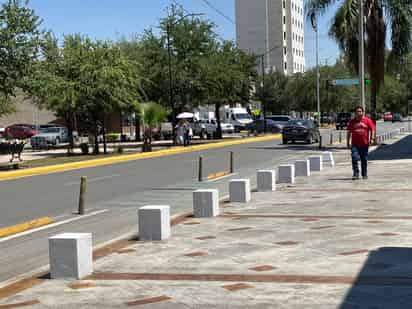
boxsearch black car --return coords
[247,119,282,133]
[392,113,403,122]
[336,112,352,130]
[282,119,320,144]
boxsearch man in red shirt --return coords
[347,106,376,180]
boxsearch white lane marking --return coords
[207,173,238,182]
[0,209,109,243]
[64,174,121,186]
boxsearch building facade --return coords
[235,0,305,75]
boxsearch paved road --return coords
[0,121,406,284]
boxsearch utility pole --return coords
[261,54,267,133]
[310,14,320,125]
[359,0,366,111]
[166,22,175,143]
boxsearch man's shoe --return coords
[352,175,360,180]
[362,176,368,180]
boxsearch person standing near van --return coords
[347,106,376,180]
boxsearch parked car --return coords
[383,112,393,122]
[31,126,78,149]
[247,119,282,134]
[265,115,293,132]
[392,113,403,122]
[336,112,352,130]
[193,119,235,139]
[282,119,320,144]
[5,124,37,139]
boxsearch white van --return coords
[223,107,253,132]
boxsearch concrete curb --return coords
[0,134,281,182]
[0,217,53,238]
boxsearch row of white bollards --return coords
[47,151,335,280]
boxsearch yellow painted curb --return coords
[0,134,281,182]
[207,171,230,180]
[0,217,53,238]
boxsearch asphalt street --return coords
[0,121,406,284]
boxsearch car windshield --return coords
[288,120,308,126]
[235,113,252,120]
[40,128,60,133]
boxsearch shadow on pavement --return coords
[339,247,412,309]
[248,144,345,151]
[370,135,412,161]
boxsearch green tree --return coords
[307,0,412,118]
[140,102,167,152]
[0,0,42,116]
[200,41,256,138]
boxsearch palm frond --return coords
[384,0,412,66]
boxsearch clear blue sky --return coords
[25,0,341,68]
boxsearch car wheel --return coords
[306,135,313,144]
[200,130,207,140]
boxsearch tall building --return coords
[235,0,305,75]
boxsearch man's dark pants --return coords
[351,145,369,177]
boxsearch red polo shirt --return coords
[347,116,375,147]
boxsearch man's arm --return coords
[369,119,376,145]
[347,130,352,149]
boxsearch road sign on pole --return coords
[329,79,372,86]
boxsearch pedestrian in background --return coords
[347,106,376,180]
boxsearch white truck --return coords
[221,107,253,132]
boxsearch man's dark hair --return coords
[354,105,364,112]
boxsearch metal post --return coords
[230,151,234,174]
[198,156,203,182]
[166,22,176,144]
[339,132,342,143]
[359,0,366,111]
[315,18,321,125]
[408,100,412,133]
[261,55,267,133]
[330,133,333,145]
[78,176,87,215]
[319,135,323,149]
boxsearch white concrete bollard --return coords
[193,189,219,218]
[278,164,295,184]
[257,170,276,192]
[49,233,93,279]
[321,151,335,167]
[138,205,171,241]
[295,160,311,177]
[309,155,323,172]
[229,179,251,203]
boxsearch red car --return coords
[5,124,38,139]
[383,112,393,122]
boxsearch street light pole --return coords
[165,13,204,144]
[166,22,175,143]
[315,18,320,125]
[359,0,366,111]
[261,54,267,133]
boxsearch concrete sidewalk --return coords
[1,134,412,308]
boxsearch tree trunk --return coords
[66,111,74,156]
[371,80,378,124]
[102,114,107,154]
[94,119,99,155]
[135,113,141,142]
[215,102,222,139]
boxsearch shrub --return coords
[106,133,121,143]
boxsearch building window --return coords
[284,47,287,55]
[284,32,286,40]
[283,0,286,9]
[285,62,287,70]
